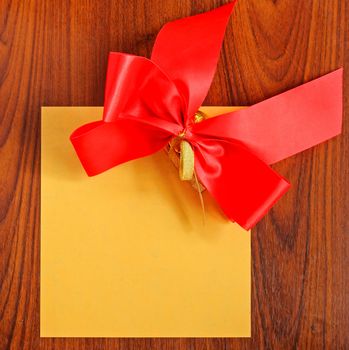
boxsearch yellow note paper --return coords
[41,107,250,337]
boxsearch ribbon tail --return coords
[192,68,343,164]
[194,139,290,230]
[70,119,172,176]
[151,1,237,120]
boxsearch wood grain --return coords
[0,0,347,349]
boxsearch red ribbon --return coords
[70,2,342,230]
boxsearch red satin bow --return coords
[70,2,342,230]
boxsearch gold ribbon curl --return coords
[166,110,207,222]
[167,110,207,184]
[165,111,207,221]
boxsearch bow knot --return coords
[70,1,342,229]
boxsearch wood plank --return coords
[0,0,347,349]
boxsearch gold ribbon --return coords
[179,140,194,180]
[166,110,207,222]
[175,110,207,181]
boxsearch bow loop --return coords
[103,53,185,131]
[192,137,290,229]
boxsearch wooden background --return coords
[0,0,347,349]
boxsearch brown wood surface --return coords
[0,0,348,349]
